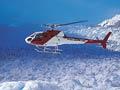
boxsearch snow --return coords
[0,58,120,90]
[99,14,120,27]
[60,15,120,51]
[0,81,60,90]
[1,14,120,90]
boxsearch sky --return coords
[0,0,120,25]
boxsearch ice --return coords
[0,82,24,90]
[0,81,60,90]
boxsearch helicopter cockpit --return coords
[25,32,43,44]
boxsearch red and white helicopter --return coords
[25,20,112,54]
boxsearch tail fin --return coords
[101,32,112,48]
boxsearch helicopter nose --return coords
[25,37,32,44]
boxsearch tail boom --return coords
[85,32,112,49]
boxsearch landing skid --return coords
[35,46,62,54]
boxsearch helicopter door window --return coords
[35,33,43,39]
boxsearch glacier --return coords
[1,14,120,90]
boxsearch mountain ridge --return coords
[99,14,120,28]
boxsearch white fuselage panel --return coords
[44,31,86,46]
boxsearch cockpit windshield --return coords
[30,35,34,37]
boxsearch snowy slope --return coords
[0,57,120,90]
[60,14,120,51]
[99,14,120,28]
[1,14,120,90]
[65,26,120,51]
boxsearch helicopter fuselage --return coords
[25,29,111,53]
[25,30,86,47]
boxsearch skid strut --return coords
[35,46,62,54]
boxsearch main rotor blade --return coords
[42,20,88,29]
[56,20,88,26]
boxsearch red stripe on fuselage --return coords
[64,36,103,44]
[85,39,103,44]
[31,30,60,45]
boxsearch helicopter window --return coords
[35,33,43,39]
[30,35,34,37]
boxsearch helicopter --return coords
[25,20,112,54]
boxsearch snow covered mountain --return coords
[66,26,120,51]
[0,53,120,90]
[99,14,120,28]
[60,14,120,52]
[1,14,120,90]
